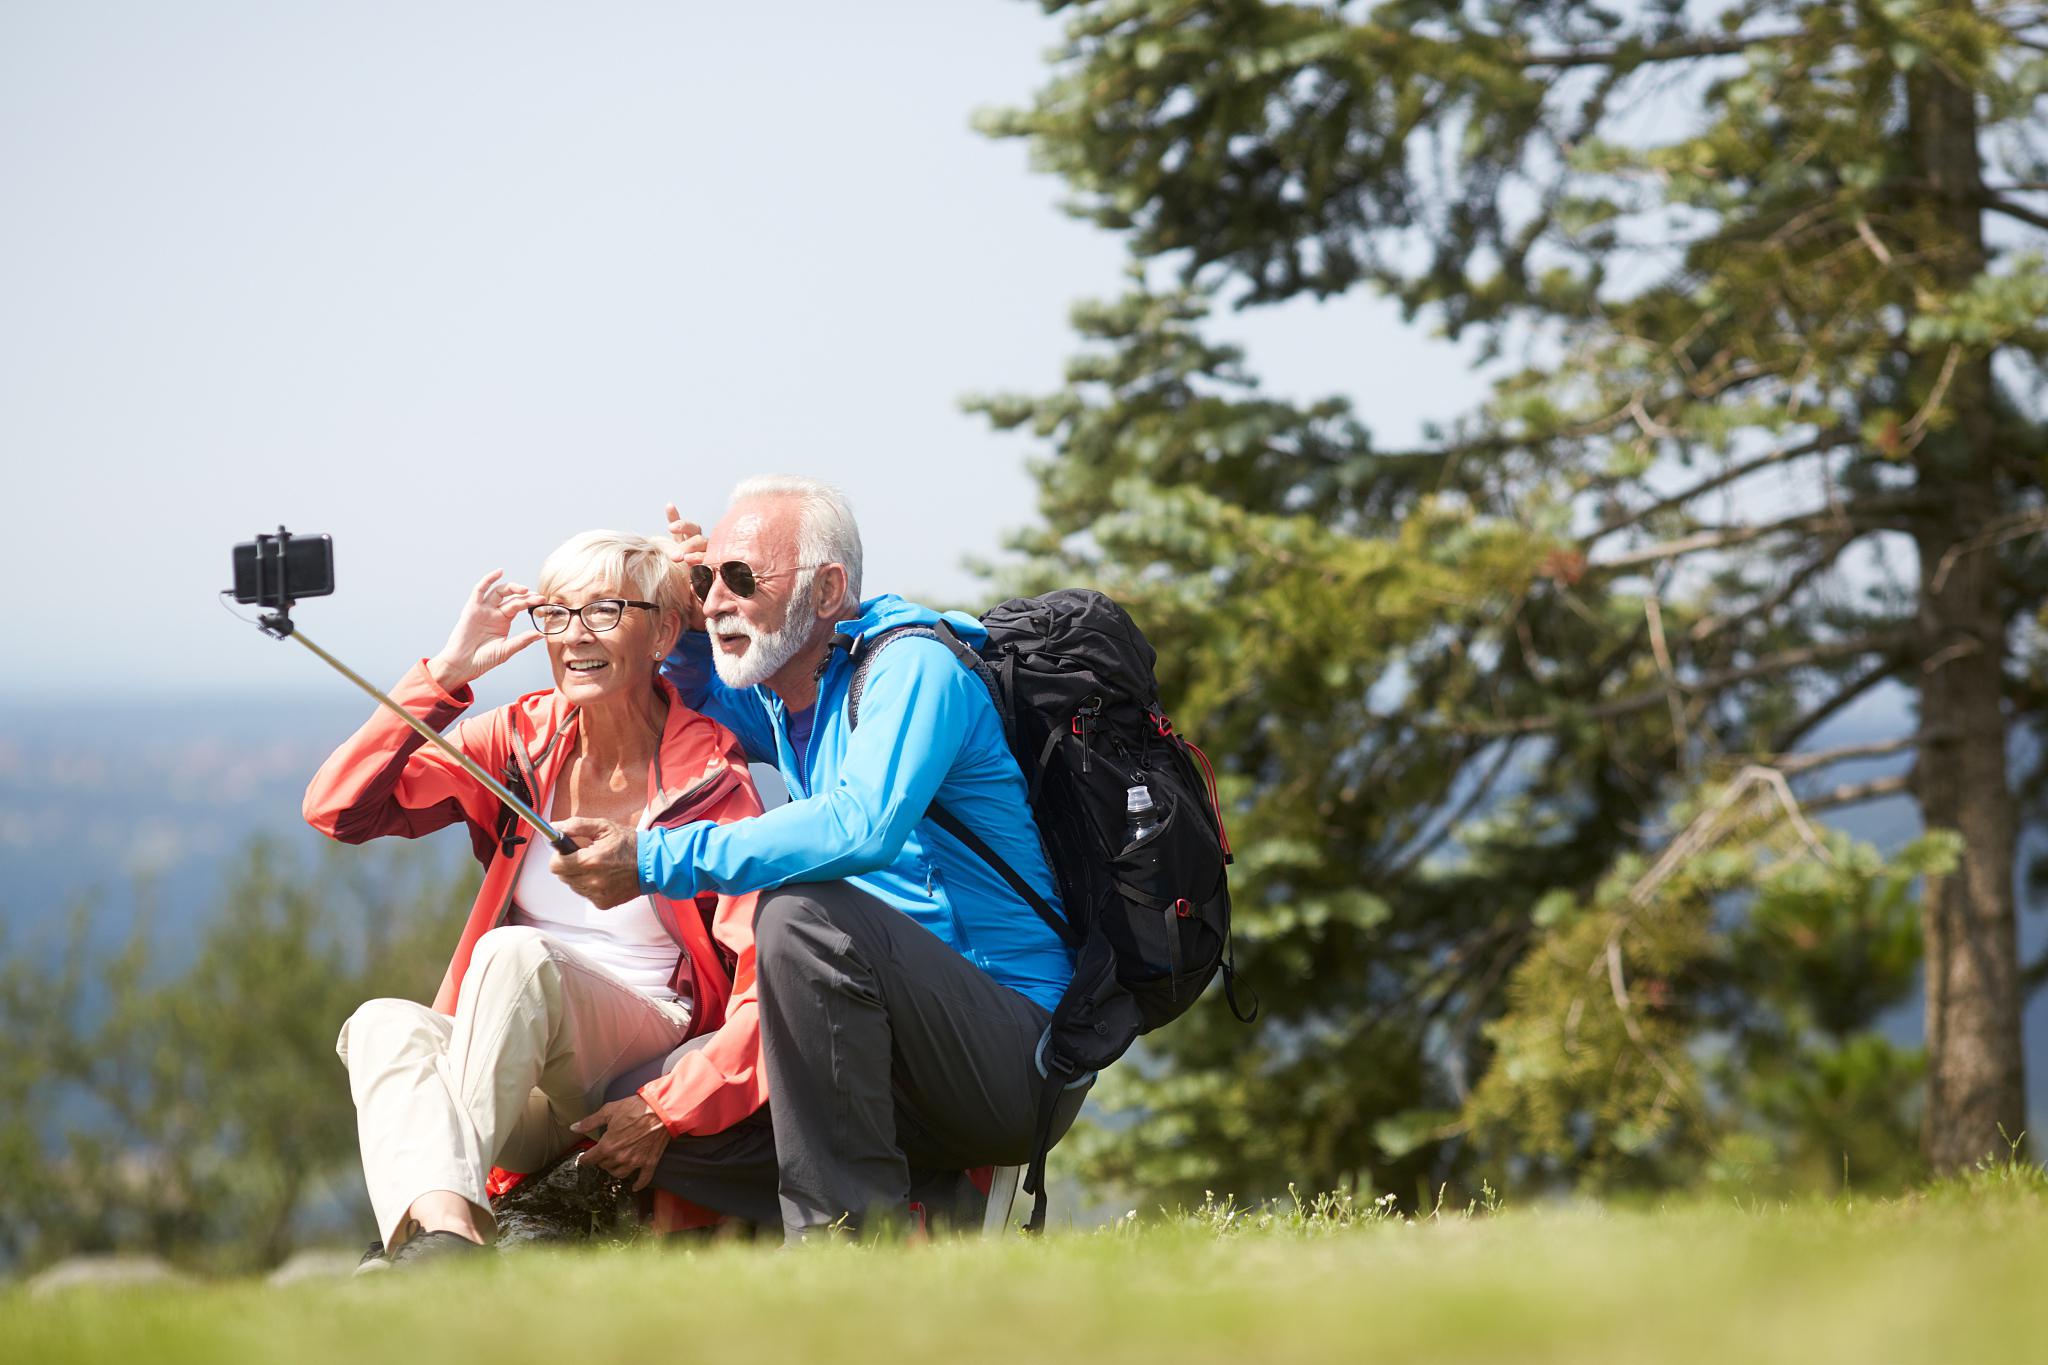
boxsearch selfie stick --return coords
[283,630,578,856]
[249,538,576,856]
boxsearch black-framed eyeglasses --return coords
[690,560,828,600]
[527,599,658,636]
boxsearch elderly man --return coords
[554,475,1083,1238]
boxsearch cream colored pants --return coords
[335,925,692,1245]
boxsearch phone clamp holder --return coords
[252,527,300,640]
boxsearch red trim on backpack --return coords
[1181,738,1232,860]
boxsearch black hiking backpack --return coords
[847,589,1256,1230]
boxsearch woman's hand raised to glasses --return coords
[425,569,544,692]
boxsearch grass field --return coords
[10,1187,2048,1365]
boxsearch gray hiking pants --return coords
[619,880,1088,1239]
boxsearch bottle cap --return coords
[1126,784,1154,813]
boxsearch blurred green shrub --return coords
[0,836,473,1273]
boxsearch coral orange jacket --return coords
[303,660,767,1141]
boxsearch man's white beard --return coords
[708,574,818,690]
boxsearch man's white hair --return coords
[729,474,864,606]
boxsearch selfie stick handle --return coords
[287,629,579,856]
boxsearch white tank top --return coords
[508,823,689,1003]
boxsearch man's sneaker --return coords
[352,1240,391,1277]
[387,1229,485,1268]
[491,1150,631,1249]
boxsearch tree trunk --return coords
[1915,488,2023,1171]
[1906,15,2026,1172]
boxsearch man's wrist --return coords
[635,826,661,896]
[637,823,706,900]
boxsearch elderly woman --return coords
[305,530,765,1268]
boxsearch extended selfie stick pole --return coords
[280,630,578,856]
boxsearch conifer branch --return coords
[1985,196,2048,233]
[2022,952,2048,1001]
[1770,735,1921,773]
[1595,762,1837,1110]
[1801,773,1912,812]
[1930,509,2048,594]
[1768,658,1908,753]
[1583,432,1853,546]
[1603,936,1690,1098]
[1469,633,1912,735]
[1377,738,1523,883]
[1515,31,1800,69]
[1644,593,1690,765]
[1688,534,1862,643]
[1628,765,1835,908]
[1591,493,1921,572]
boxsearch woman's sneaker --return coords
[353,1240,391,1277]
[387,1230,485,1268]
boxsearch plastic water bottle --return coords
[1126,783,1163,846]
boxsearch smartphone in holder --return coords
[232,532,334,607]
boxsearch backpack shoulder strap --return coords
[846,625,938,730]
[929,804,1076,947]
[844,621,1075,947]
[846,620,994,727]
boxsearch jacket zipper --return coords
[488,716,573,931]
[650,764,736,830]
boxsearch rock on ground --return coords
[28,1255,190,1297]
[265,1248,365,1286]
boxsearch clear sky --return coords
[0,1,1486,707]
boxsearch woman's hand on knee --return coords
[570,1095,670,1191]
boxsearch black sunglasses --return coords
[690,560,828,600]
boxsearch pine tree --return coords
[976,0,2048,1191]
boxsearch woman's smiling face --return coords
[540,573,665,706]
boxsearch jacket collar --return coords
[512,673,735,814]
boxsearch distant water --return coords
[0,692,460,966]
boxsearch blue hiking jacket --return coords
[639,594,1074,1011]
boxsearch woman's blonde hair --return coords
[536,529,691,628]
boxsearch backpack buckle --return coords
[1072,698,1102,773]
[1150,710,1174,738]
[1033,1031,1096,1088]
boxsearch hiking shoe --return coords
[386,1230,485,1268]
[352,1240,390,1277]
[491,1151,632,1249]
